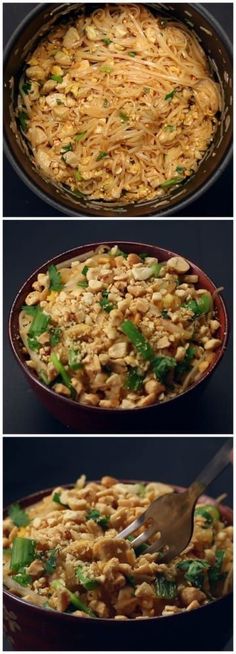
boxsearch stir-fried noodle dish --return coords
[19,245,223,409]
[17,4,221,202]
[3,477,233,619]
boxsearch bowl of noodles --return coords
[9,241,228,432]
[3,477,233,650]
[3,3,233,217]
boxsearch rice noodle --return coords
[17,4,221,203]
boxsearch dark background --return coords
[3,436,233,511]
[3,436,233,652]
[3,2,233,218]
[3,219,233,435]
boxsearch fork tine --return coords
[130,524,157,549]
[117,512,145,539]
[145,537,165,554]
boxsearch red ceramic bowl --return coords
[3,483,233,651]
[9,241,229,432]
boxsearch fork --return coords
[118,440,232,562]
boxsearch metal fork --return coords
[118,440,232,562]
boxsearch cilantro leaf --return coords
[9,503,30,527]
[48,264,63,291]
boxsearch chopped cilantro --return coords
[49,326,62,347]
[22,81,32,95]
[9,503,30,527]
[51,74,63,83]
[18,111,29,131]
[124,367,144,392]
[155,574,177,599]
[96,151,109,161]
[102,37,113,46]
[100,290,114,312]
[165,89,177,101]
[86,509,110,529]
[48,264,63,291]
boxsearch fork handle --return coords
[188,439,232,500]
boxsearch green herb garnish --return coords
[10,538,36,573]
[86,509,110,529]
[51,580,95,616]
[161,309,170,319]
[184,294,213,316]
[44,549,58,575]
[39,370,50,386]
[143,87,150,94]
[76,566,99,590]
[176,166,185,174]
[150,262,163,277]
[195,504,220,523]
[48,264,63,291]
[124,367,144,392]
[175,346,196,381]
[128,51,136,57]
[50,326,62,347]
[52,492,68,507]
[96,151,109,161]
[100,290,114,313]
[77,279,88,288]
[28,307,50,346]
[160,176,184,189]
[127,535,148,556]
[177,559,210,590]
[12,571,32,586]
[102,37,113,46]
[75,169,83,182]
[51,74,63,83]
[121,320,153,360]
[18,111,29,131]
[50,353,75,398]
[22,81,32,95]
[126,574,136,587]
[165,89,177,102]
[9,503,30,527]
[61,143,73,154]
[68,348,82,371]
[152,355,176,384]
[155,574,177,599]
[21,305,38,316]
[27,335,40,351]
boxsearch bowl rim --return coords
[3,2,233,218]
[8,240,229,415]
[3,481,233,624]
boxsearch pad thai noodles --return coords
[18,244,223,409]
[17,4,221,203]
[3,476,233,619]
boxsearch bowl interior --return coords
[9,240,229,414]
[4,2,233,217]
